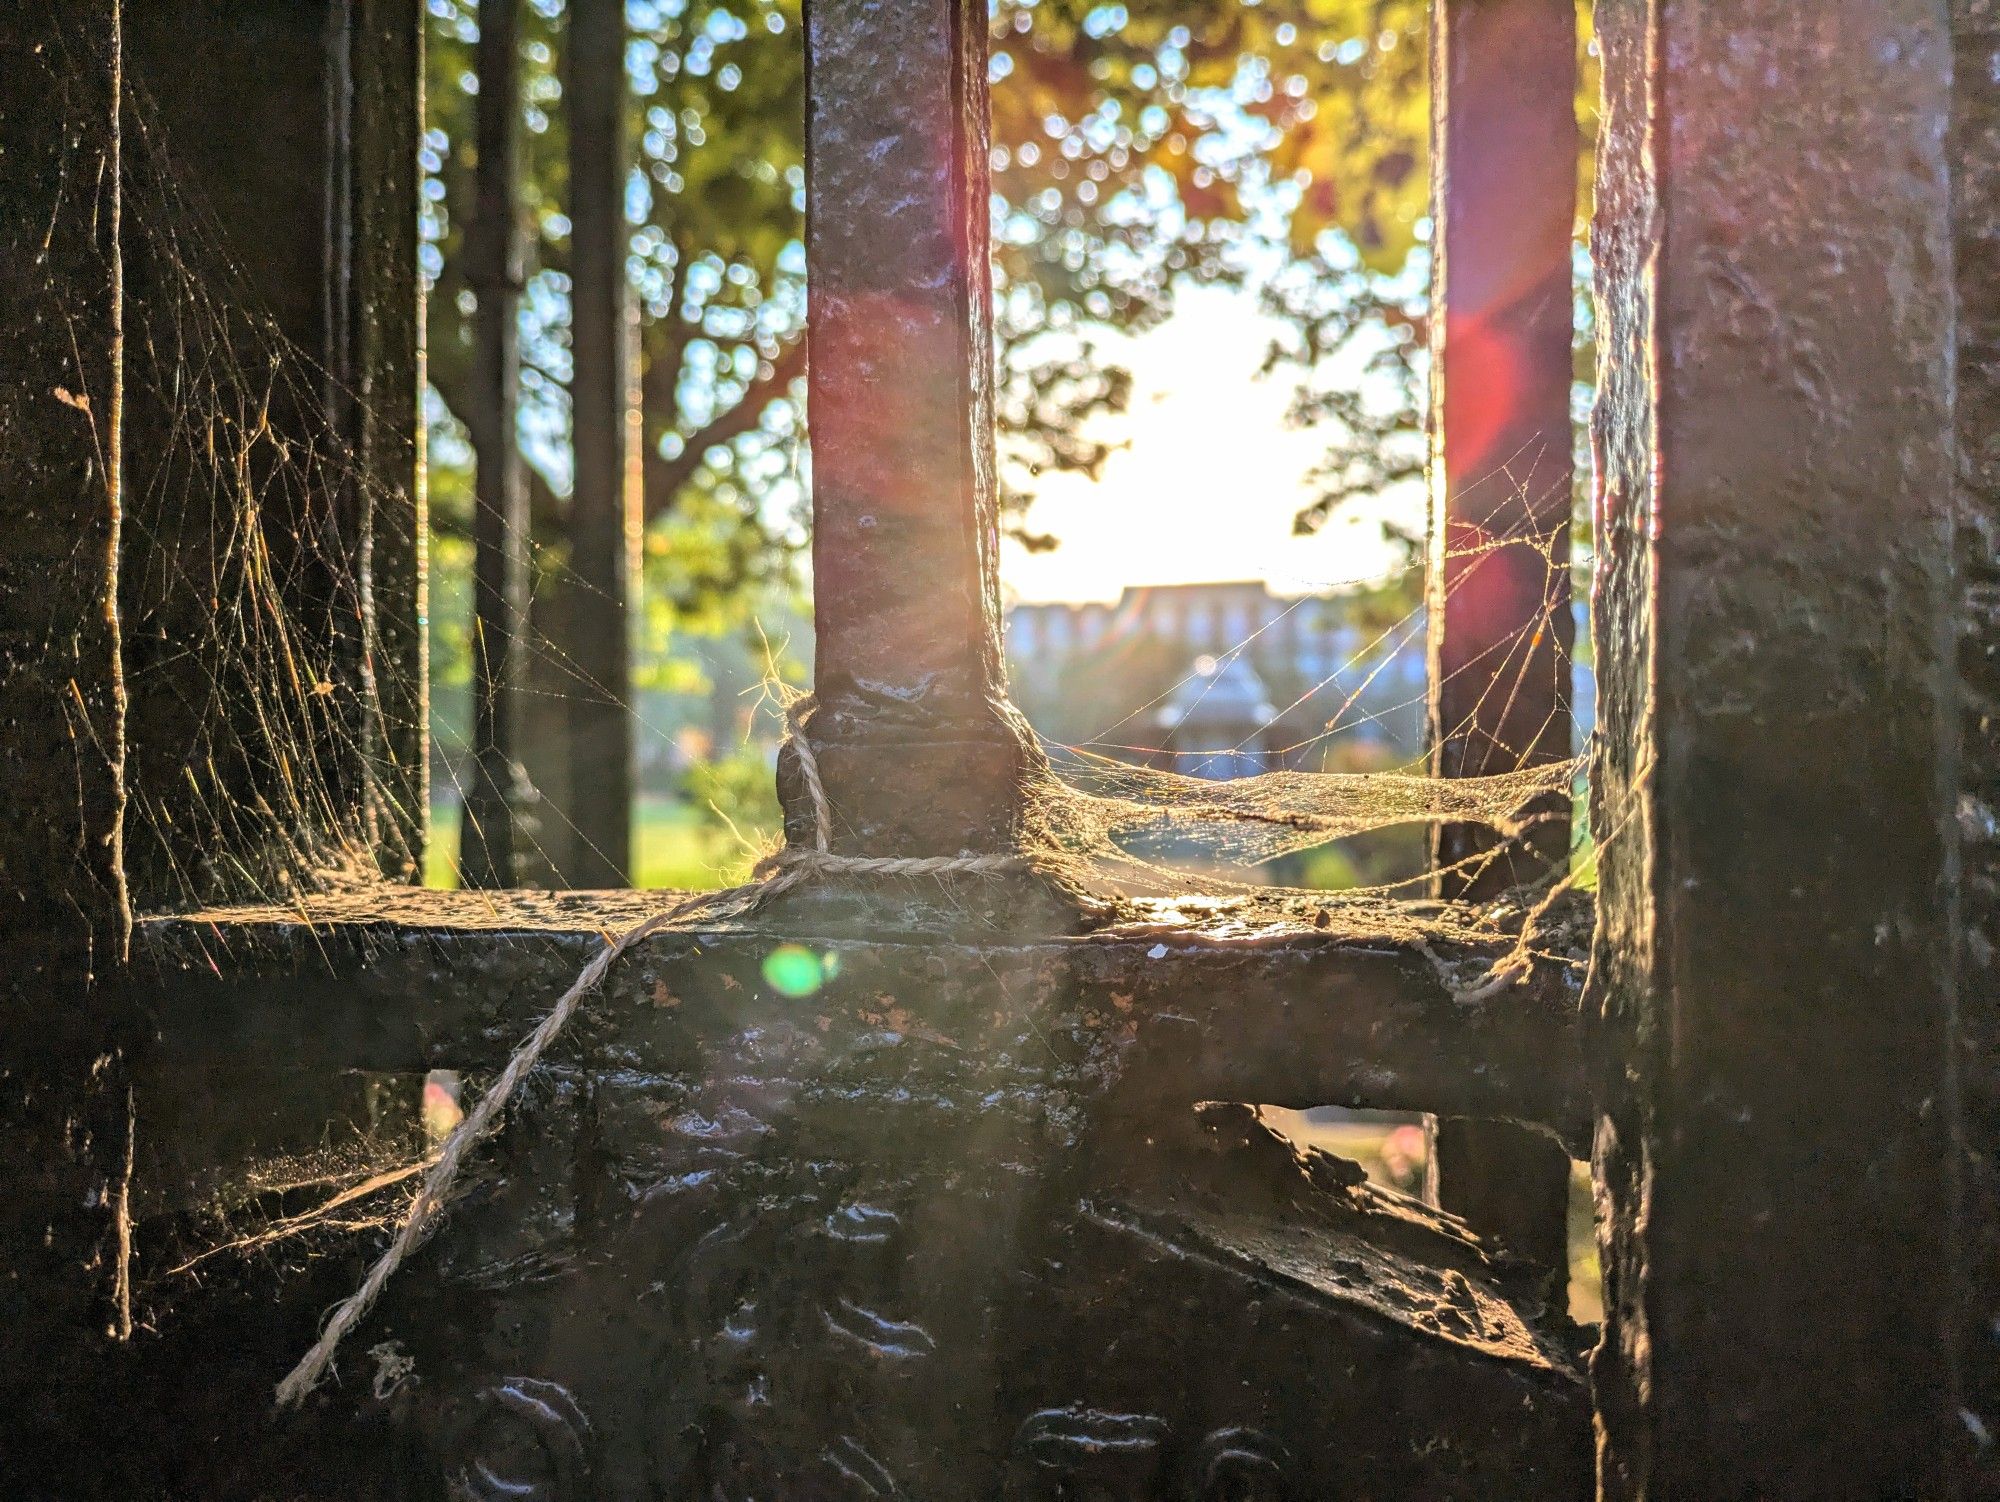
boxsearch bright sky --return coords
[999,283,1419,605]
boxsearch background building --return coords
[1006,580,1431,774]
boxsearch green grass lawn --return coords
[428,793,765,891]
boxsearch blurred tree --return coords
[985,0,1443,543]
[418,0,1518,593]
[1258,1,1599,555]
[416,0,1595,881]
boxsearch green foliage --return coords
[419,0,1514,579]
[425,450,478,691]
[424,0,805,526]
[984,1,1436,520]
[989,0,1428,278]
[682,741,783,859]
[430,792,763,888]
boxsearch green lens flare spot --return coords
[761,943,825,998]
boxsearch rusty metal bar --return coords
[1590,1,1961,1492]
[793,0,1037,857]
[1424,0,1578,1305]
[565,0,639,887]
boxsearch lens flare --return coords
[761,944,826,998]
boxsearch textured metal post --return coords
[1953,0,2000,1485]
[0,0,142,1404]
[121,2,334,907]
[1425,0,1578,1307]
[460,0,528,889]
[566,0,638,887]
[0,0,129,964]
[121,0,422,902]
[347,0,428,879]
[793,0,1037,857]
[1589,3,1962,1494]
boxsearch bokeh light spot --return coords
[422,1069,464,1142]
[762,944,825,998]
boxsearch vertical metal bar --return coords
[1425,0,1578,1307]
[1427,0,1578,839]
[120,0,350,905]
[566,0,638,887]
[0,0,129,965]
[348,0,429,880]
[794,0,1035,858]
[1952,0,2000,1473]
[461,0,528,888]
[0,0,145,1380]
[1590,1,1961,1492]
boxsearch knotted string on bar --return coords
[274,699,1035,1408]
[275,694,1575,1408]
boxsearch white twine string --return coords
[275,702,1024,1408]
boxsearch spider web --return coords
[75,29,1594,1304]
[1000,447,1588,907]
[83,6,1590,924]
[109,69,428,912]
